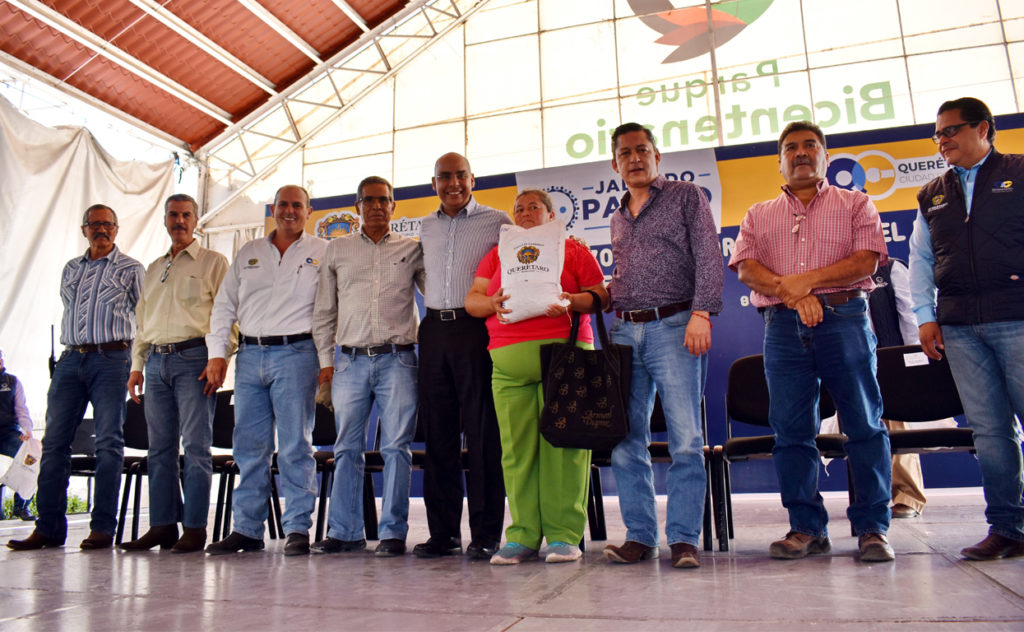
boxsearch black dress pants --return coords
[418,314,505,544]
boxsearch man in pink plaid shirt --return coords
[728,121,894,563]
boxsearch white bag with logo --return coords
[0,438,41,497]
[498,220,566,323]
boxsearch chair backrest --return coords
[211,390,235,450]
[875,344,964,421]
[312,403,337,447]
[71,418,96,456]
[725,354,836,434]
[124,398,150,450]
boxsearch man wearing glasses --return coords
[9,205,144,551]
[909,97,1024,560]
[311,176,424,557]
[120,194,229,554]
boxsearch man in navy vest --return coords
[0,348,35,521]
[909,96,1024,560]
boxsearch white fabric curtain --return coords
[0,96,173,425]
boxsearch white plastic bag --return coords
[0,438,41,497]
[498,220,566,323]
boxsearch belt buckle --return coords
[439,309,456,321]
[626,310,645,322]
[366,346,381,357]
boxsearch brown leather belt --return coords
[70,341,131,353]
[817,289,866,306]
[616,301,692,323]
[152,337,206,354]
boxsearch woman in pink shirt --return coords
[465,190,608,565]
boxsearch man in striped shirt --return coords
[9,204,144,551]
[729,121,894,563]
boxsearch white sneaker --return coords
[489,542,538,565]
[545,541,582,563]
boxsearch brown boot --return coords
[7,530,64,550]
[118,525,179,551]
[171,528,207,554]
[80,531,113,550]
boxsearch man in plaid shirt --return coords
[729,121,894,563]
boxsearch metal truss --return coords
[198,0,486,228]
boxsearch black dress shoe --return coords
[205,531,265,555]
[311,537,366,554]
[466,541,499,560]
[7,530,64,550]
[413,536,462,558]
[119,525,179,551]
[374,538,406,557]
[283,532,310,556]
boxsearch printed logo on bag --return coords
[567,401,577,413]
[23,454,37,466]
[517,245,540,264]
[583,410,614,429]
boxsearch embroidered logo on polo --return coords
[245,258,259,268]
[305,257,319,266]
[517,245,540,264]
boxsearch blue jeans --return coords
[231,339,318,539]
[610,310,707,547]
[143,345,215,528]
[0,432,31,513]
[328,349,417,541]
[763,298,891,537]
[941,320,1024,541]
[37,348,130,540]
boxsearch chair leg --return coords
[224,470,235,536]
[716,454,731,552]
[131,466,144,541]
[588,465,607,541]
[213,472,228,542]
[315,469,332,542]
[362,471,378,541]
[269,471,284,538]
[725,460,734,539]
[702,451,713,552]
[115,466,134,545]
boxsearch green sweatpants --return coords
[490,338,591,549]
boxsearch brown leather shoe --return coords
[858,533,895,562]
[171,528,207,554]
[769,531,832,559]
[670,543,700,568]
[603,540,658,564]
[961,533,1024,561]
[118,525,179,551]
[891,503,920,519]
[80,531,114,550]
[7,530,64,550]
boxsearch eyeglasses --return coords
[357,196,392,206]
[160,258,173,283]
[931,121,978,144]
[84,221,117,230]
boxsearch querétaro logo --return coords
[545,186,580,229]
[517,245,540,264]
[630,0,774,64]
[316,212,360,240]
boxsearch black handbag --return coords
[539,291,632,451]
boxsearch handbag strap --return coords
[567,290,601,344]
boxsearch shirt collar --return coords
[782,178,829,198]
[80,244,120,263]
[166,239,201,260]
[435,196,480,218]
[952,148,992,177]
[619,175,667,215]
[359,228,391,243]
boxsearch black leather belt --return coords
[818,289,866,306]
[426,308,470,322]
[340,344,415,356]
[616,301,692,323]
[240,333,313,346]
[152,337,206,354]
[70,340,131,353]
